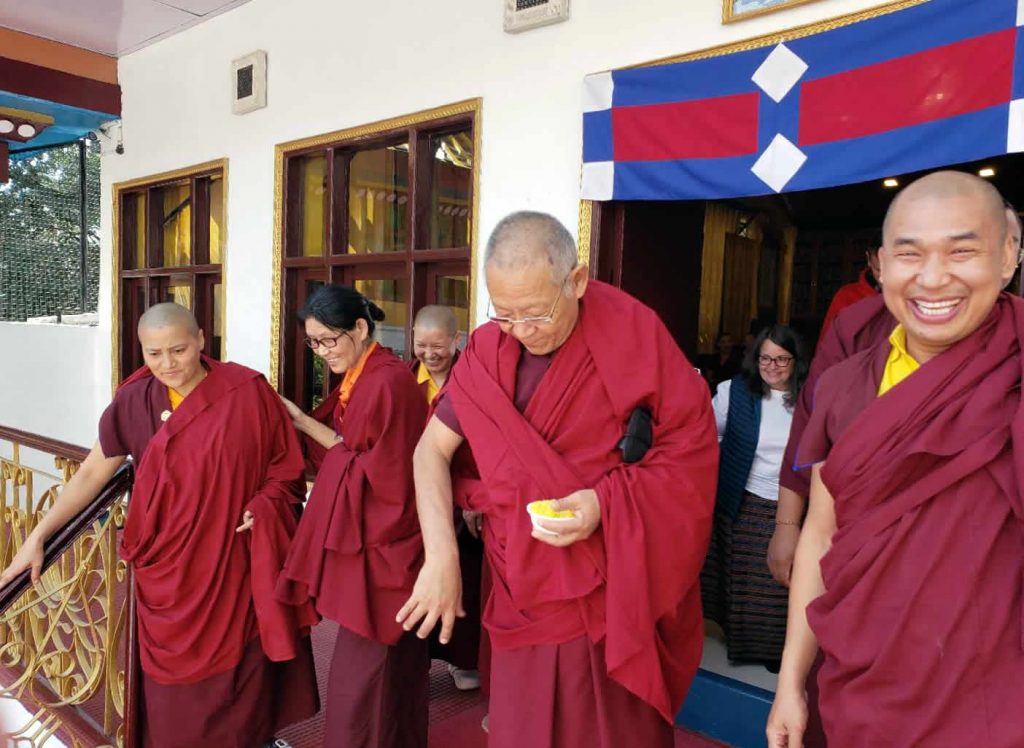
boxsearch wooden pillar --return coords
[697,203,739,354]
[0,142,8,183]
[778,225,797,324]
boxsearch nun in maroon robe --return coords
[795,295,1024,746]
[100,357,319,748]
[431,280,717,747]
[279,342,430,748]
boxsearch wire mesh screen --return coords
[0,140,100,321]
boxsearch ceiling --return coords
[0,0,251,57]
[731,154,1024,233]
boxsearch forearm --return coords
[412,442,459,562]
[776,486,807,525]
[296,414,341,450]
[777,522,830,690]
[30,445,123,542]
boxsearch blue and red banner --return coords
[581,0,1024,201]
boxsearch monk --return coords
[817,248,881,343]
[409,305,485,692]
[0,303,319,748]
[767,172,1024,747]
[397,211,718,748]
[277,285,429,748]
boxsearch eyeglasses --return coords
[758,354,794,368]
[486,271,572,327]
[304,331,351,350]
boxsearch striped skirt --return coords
[700,491,788,666]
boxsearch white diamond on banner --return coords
[751,134,807,193]
[1008,99,1024,152]
[583,72,615,113]
[752,44,809,103]
[1017,0,1024,26]
[581,161,615,200]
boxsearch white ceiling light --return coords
[16,123,36,138]
[0,120,13,134]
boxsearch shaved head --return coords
[484,211,578,283]
[883,171,1006,246]
[413,305,458,336]
[138,302,200,337]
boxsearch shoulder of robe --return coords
[812,348,875,408]
[111,374,153,405]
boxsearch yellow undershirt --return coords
[416,361,440,404]
[168,387,184,410]
[877,325,920,396]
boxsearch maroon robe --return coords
[799,294,1024,747]
[100,358,318,748]
[441,281,717,747]
[781,294,895,495]
[278,345,430,748]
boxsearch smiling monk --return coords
[0,303,318,748]
[398,211,717,748]
[767,172,1024,748]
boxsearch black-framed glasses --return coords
[758,354,794,368]
[304,331,351,350]
[486,270,573,327]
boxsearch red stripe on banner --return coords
[800,29,1015,146]
[613,92,759,161]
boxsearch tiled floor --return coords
[278,619,726,747]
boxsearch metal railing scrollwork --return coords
[0,427,138,748]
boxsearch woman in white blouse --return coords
[700,324,808,670]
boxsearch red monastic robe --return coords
[799,295,1024,747]
[781,294,895,496]
[278,344,427,643]
[443,281,717,741]
[101,357,318,748]
[817,270,879,343]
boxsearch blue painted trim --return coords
[0,90,117,154]
[675,668,773,748]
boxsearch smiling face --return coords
[413,325,458,376]
[139,324,206,393]
[304,317,369,375]
[758,339,794,391]
[485,260,588,356]
[879,184,1015,363]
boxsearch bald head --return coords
[413,305,458,336]
[138,302,200,337]
[883,171,1007,246]
[484,211,578,283]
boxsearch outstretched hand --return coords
[395,554,464,643]
[0,535,44,587]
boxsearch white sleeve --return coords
[711,380,730,443]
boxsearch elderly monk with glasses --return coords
[397,211,717,748]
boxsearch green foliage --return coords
[0,140,100,321]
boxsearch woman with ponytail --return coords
[277,285,429,748]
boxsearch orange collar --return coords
[338,341,378,413]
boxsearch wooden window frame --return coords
[270,100,481,408]
[111,159,228,392]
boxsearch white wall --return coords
[90,0,891,386]
[0,321,103,448]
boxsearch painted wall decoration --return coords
[724,0,824,24]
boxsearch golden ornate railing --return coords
[0,427,138,748]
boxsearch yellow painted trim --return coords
[0,107,55,125]
[110,158,229,394]
[577,200,593,268]
[269,98,483,390]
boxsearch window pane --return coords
[121,192,147,269]
[158,181,192,267]
[136,194,147,268]
[211,281,224,359]
[428,130,472,249]
[435,273,470,344]
[355,277,409,357]
[295,154,327,257]
[209,175,225,264]
[162,278,192,309]
[348,144,408,254]
[304,279,327,409]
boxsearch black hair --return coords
[742,324,809,407]
[298,285,385,337]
